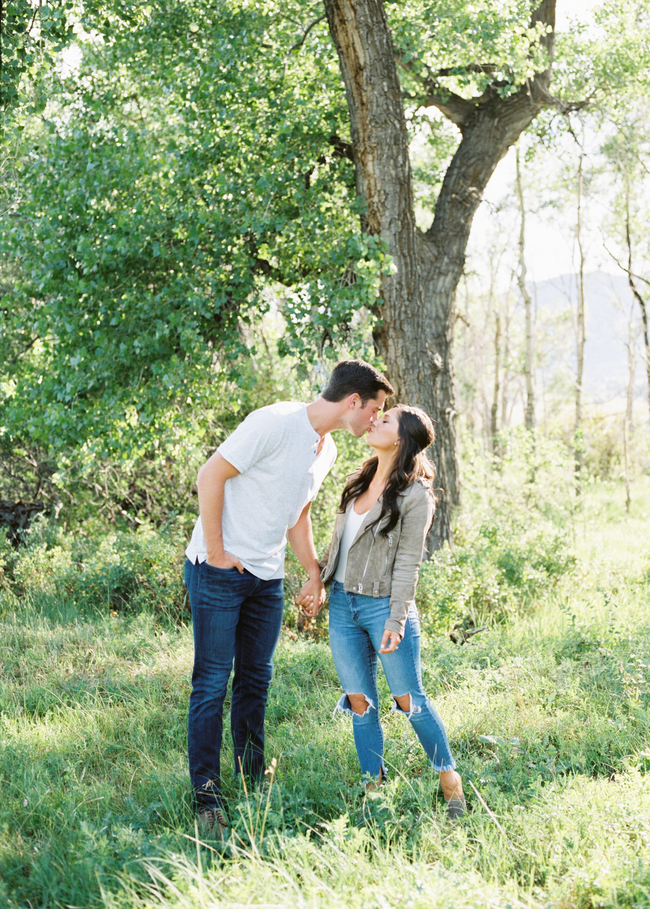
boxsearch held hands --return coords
[379,629,402,654]
[207,550,245,574]
[295,576,326,617]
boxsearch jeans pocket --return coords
[203,561,237,573]
[196,560,241,605]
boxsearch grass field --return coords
[2,477,650,908]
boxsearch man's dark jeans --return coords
[185,558,284,808]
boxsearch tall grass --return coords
[2,477,650,907]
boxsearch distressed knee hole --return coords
[391,692,423,718]
[348,693,373,715]
[333,693,376,718]
[393,693,411,713]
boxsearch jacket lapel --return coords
[353,496,383,542]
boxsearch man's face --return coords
[348,392,387,437]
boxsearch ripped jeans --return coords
[328,580,456,779]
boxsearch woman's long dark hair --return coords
[339,405,436,535]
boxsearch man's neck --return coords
[305,398,344,437]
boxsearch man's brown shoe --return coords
[197,805,228,839]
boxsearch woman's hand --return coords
[295,578,325,617]
[379,629,402,654]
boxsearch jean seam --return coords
[187,560,284,801]
[403,615,454,768]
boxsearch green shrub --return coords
[463,428,578,527]
[3,516,188,623]
[416,514,576,634]
[414,429,578,635]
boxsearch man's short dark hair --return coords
[321,359,394,405]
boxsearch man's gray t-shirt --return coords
[186,402,337,580]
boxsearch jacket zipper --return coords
[358,525,378,594]
[384,533,393,575]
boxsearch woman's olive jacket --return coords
[320,478,435,638]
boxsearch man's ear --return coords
[348,393,360,409]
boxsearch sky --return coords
[473,0,607,285]
[555,0,600,30]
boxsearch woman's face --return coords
[366,407,400,451]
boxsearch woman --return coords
[300,405,465,818]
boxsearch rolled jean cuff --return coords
[430,757,457,773]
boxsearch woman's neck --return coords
[352,451,396,514]
[374,450,397,486]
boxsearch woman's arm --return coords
[384,483,435,641]
[319,533,335,576]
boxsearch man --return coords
[184,359,394,836]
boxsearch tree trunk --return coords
[323,0,556,548]
[574,151,586,496]
[623,177,650,431]
[624,332,636,514]
[501,295,512,432]
[516,147,535,431]
[628,281,650,429]
[491,314,501,457]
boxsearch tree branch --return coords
[288,14,326,53]
[328,133,354,161]
[433,63,499,77]
[536,88,595,114]
[248,251,285,284]
[397,57,476,129]
[397,0,566,128]
[303,136,354,189]
[6,335,40,369]
[282,14,327,79]
[603,239,650,292]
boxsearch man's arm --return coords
[197,451,244,572]
[287,501,325,614]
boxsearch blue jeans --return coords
[328,580,456,779]
[185,558,284,808]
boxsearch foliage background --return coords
[3,1,650,906]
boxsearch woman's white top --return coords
[334,505,369,583]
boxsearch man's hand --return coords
[287,501,325,616]
[207,551,245,574]
[379,629,401,654]
[295,576,326,616]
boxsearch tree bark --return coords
[323,0,556,548]
[516,147,535,432]
[624,332,635,514]
[574,151,586,496]
[491,314,501,457]
[501,297,512,432]
[623,178,650,431]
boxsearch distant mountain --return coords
[528,271,643,403]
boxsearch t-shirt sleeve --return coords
[217,409,282,474]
